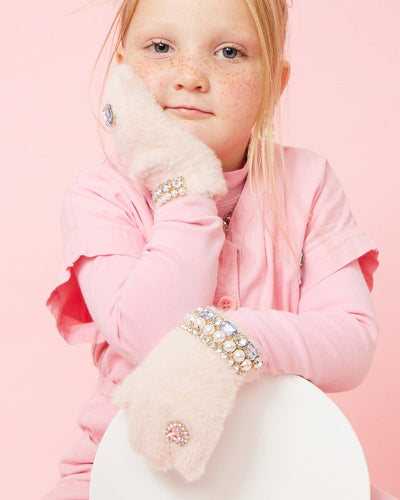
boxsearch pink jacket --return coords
[45,144,378,494]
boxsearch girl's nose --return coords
[173,61,210,93]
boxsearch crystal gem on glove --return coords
[103,103,114,128]
[165,421,190,446]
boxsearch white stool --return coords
[90,374,370,500]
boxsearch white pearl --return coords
[223,340,236,353]
[188,314,197,324]
[203,323,215,335]
[213,330,225,343]
[241,359,252,372]
[233,349,245,363]
[195,317,206,329]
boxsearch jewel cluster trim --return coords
[180,307,263,375]
[165,421,190,446]
[152,177,187,207]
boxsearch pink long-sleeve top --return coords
[46,145,378,459]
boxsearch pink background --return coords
[1,1,399,498]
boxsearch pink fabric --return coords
[371,486,399,500]
[43,145,390,498]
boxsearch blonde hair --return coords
[90,0,297,262]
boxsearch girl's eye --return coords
[151,42,170,53]
[216,46,244,60]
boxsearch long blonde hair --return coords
[89,0,297,262]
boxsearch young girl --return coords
[43,0,397,498]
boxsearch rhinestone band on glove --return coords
[180,308,263,375]
[152,177,187,207]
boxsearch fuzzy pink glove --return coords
[103,63,227,200]
[112,308,263,481]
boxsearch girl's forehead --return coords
[131,0,258,33]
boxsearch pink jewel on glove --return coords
[166,422,189,446]
[112,316,262,481]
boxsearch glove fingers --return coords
[127,406,174,472]
[171,416,225,482]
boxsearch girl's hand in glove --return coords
[112,319,259,481]
[104,63,227,199]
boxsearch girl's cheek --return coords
[126,55,167,98]
[218,73,263,118]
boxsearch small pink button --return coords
[217,296,238,311]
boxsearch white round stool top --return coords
[90,374,370,500]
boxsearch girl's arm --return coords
[47,63,228,362]
[223,258,378,393]
[71,193,225,366]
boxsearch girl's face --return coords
[116,0,267,171]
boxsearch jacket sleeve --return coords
[223,259,379,393]
[46,164,225,366]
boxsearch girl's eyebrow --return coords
[132,23,259,48]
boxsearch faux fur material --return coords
[104,64,227,197]
[113,326,244,481]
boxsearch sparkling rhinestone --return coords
[243,342,258,361]
[240,359,252,372]
[253,357,263,369]
[220,353,228,359]
[220,321,237,337]
[215,347,222,354]
[156,187,163,197]
[103,103,114,127]
[199,308,215,320]
[196,307,204,313]
[172,177,183,188]
[232,349,245,363]
[178,187,186,195]
[203,323,215,335]
[171,189,178,197]
[209,341,217,349]
[223,340,236,353]
[235,334,248,347]
[165,192,172,201]
[213,330,225,343]
[202,336,211,344]
[227,359,234,367]
[210,315,222,326]
[233,364,240,373]
[163,181,172,192]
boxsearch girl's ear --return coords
[116,45,125,65]
[280,60,291,96]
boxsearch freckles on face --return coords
[119,0,266,169]
[215,67,264,128]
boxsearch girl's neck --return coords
[217,157,249,219]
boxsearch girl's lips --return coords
[166,107,212,119]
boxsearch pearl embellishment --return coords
[213,330,226,343]
[223,340,236,353]
[233,349,245,363]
